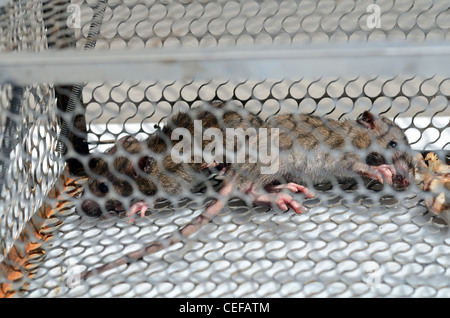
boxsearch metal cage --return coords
[0,0,449,297]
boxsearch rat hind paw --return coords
[126,201,151,219]
[247,185,306,214]
[201,161,227,175]
[265,182,315,198]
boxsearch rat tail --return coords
[80,181,235,280]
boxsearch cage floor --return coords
[20,174,450,298]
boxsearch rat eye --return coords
[389,140,398,148]
[98,182,109,193]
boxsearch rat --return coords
[79,110,414,279]
[78,101,264,218]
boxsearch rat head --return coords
[357,111,414,190]
[79,135,158,217]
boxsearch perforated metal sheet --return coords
[0,0,449,298]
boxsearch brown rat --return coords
[79,110,414,279]
[224,110,414,212]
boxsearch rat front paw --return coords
[367,164,396,184]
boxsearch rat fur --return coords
[79,102,264,217]
[79,110,414,279]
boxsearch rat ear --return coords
[125,161,139,179]
[357,111,376,130]
[138,156,155,173]
[125,157,155,179]
[117,135,142,155]
[119,135,138,148]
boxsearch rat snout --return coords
[391,152,415,191]
[392,173,410,191]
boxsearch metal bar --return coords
[1,42,450,85]
[0,85,24,192]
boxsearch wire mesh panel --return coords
[0,0,449,298]
[0,0,64,269]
